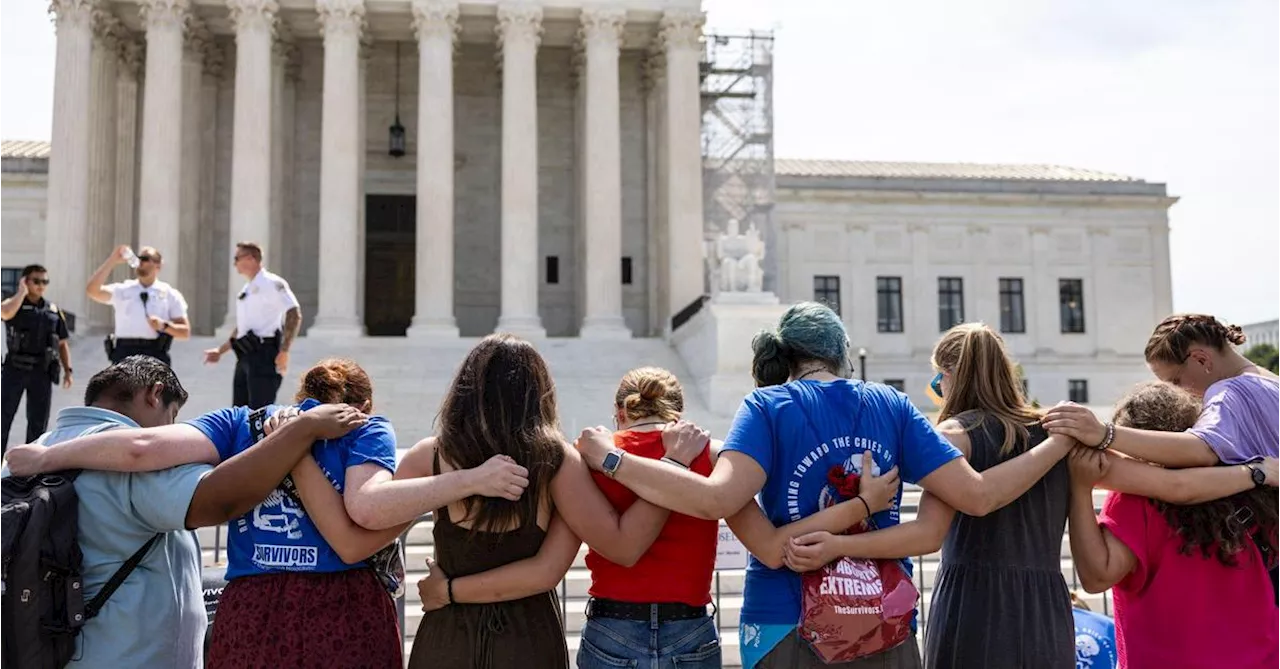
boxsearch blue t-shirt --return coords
[187,399,397,580]
[1073,608,1118,669]
[723,379,962,626]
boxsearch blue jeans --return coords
[577,609,721,669]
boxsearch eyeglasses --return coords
[137,255,155,263]
[27,278,49,286]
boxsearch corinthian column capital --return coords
[91,9,122,49]
[658,9,703,52]
[496,3,543,50]
[139,0,189,32]
[579,7,625,49]
[48,0,97,30]
[316,0,365,39]
[227,0,277,35]
[184,17,211,58]
[117,37,144,77]
[411,0,459,44]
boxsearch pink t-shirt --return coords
[1099,491,1278,669]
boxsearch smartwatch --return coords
[1246,463,1267,487]
[601,449,625,478]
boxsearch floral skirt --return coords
[208,569,402,669]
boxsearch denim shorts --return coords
[577,610,721,669]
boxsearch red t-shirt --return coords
[585,430,718,607]
[1099,491,1278,669]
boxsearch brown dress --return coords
[408,458,569,669]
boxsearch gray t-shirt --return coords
[3,407,210,668]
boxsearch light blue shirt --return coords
[2,407,210,668]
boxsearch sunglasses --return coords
[27,278,49,286]
[930,372,944,399]
[136,254,155,263]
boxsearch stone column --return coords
[220,0,276,336]
[355,33,371,322]
[137,0,188,289]
[86,10,121,332]
[658,10,705,334]
[1028,226,1053,354]
[45,0,97,327]
[495,3,545,337]
[113,37,142,268]
[267,28,294,272]
[197,40,224,334]
[908,224,932,351]
[406,0,461,338]
[969,225,994,325]
[310,0,366,337]
[1150,219,1173,318]
[177,20,207,300]
[578,8,630,339]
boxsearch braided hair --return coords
[1144,314,1247,366]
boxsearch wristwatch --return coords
[601,449,625,478]
[1246,463,1267,487]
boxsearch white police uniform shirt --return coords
[104,279,188,339]
[235,269,300,338]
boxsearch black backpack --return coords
[1,426,162,669]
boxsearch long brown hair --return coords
[1144,313,1247,365]
[932,323,1041,455]
[615,367,684,423]
[437,334,565,534]
[1114,381,1278,567]
[295,358,374,412]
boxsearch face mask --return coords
[926,372,945,407]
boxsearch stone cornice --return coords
[657,9,702,52]
[138,0,189,32]
[316,0,365,39]
[777,185,1179,211]
[49,0,97,30]
[496,3,543,50]
[227,0,278,36]
[411,0,459,44]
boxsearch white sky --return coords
[3,0,1277,325]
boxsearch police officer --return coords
[86,245,191,365]
[203,242,301,409]
[1,265,73,453]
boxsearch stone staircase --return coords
[194,487,1114,667]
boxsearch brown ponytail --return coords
[295,358,374,412]
[615,367,684,423]
[932,323,1041,455]
[1144,314,1246,365]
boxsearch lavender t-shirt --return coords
[1188,374,1279,463]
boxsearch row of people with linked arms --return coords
[2,304,1275,669]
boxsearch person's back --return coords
[925,414,1073,668]
[20,408,208,668]
[1100,490,1277,669]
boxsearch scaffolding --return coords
[700,31,777,292]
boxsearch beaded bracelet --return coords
[1094,422,1116,451]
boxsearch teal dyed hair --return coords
[751,301,849,387]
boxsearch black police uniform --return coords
[2,297,69,452]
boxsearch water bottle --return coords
[122,247,140,269]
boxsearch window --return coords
[1059,279,1085,333]
[545,256,559,285]
[876,276,904,333]
[1,267,20,298]
[883,379,906,392]
[621,257,633,285]
[937,277,964,331]
[1068,379,1089,404]
[999,278,1026,333]
[813,276,841,316]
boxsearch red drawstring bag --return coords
[798,465,919,663]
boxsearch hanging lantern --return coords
[389,42,407,157]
